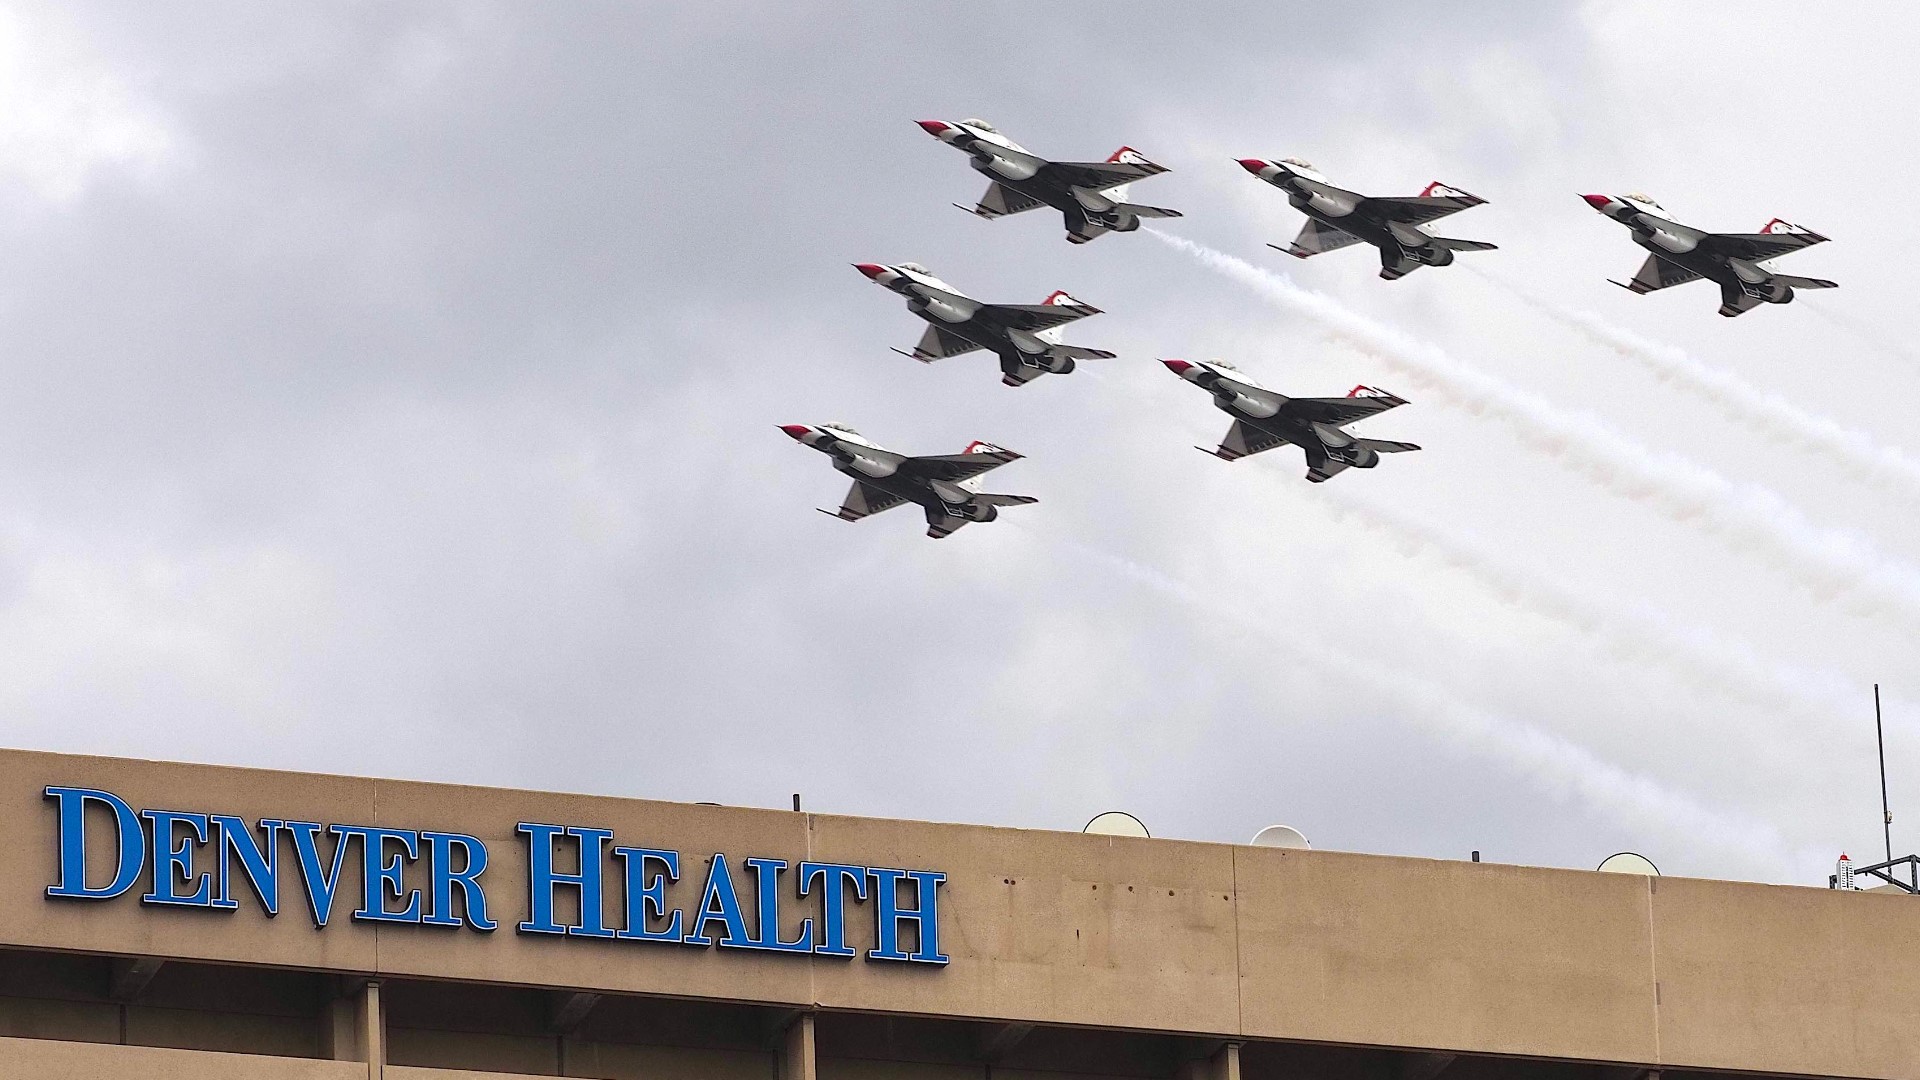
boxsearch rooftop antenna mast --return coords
[1877,683,1892,865]
[1829,685,1916,892]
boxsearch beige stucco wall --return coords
[0,1035,362,1079]
[0,749,1914,1079]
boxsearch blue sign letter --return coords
[211,817,280,915]
[684,853,750,948]
[336,826,423,924]
[45,787,145,901]
[284,821,354,928]
[517,824,615,938]
[421,831,496,931]
[141,810,214,907]
[866,868,948,965]
[798,862,867,958]
[743,858,814,954]
[613,847,682,943]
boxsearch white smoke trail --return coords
[1305,482,1869,734]
[1802,298,1920,368]
[1464,270,1920,496]
[1088,336,1885,735]
[1150,230,1920,626]
[1018,523,1802,878]
[1084,332,1904,737]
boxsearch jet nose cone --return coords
[1162,359,1194,375]
[1236,158,1270,174]
[779,424,813,440]
[1581,193,1614,211]
[916,120,952,136]
[852,262,888,280]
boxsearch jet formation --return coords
[784,118,1841,535]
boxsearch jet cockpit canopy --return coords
[1275,157,1329,183]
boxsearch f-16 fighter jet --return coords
[854,262,1114,387]
[780,424,1037,539]
[1580,194,1836,317]
[1162,360,1420,483]
[915,119,1182,245]
[1237,158,1496,280]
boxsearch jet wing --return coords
[1275,218,1365,259]
[1362,182,1488,226]
[904,323,984,362]
[1282,395,1406,426]
[1615,253,1703,293]
[824,481,910,522]
[899,443,1022,483]
[966,181,1046,219]
[979,296,1102,331]
[1043,153,1169,192]
[1206,420,1293,461]
[1701,221,1829,263]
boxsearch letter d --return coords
[45,787,145,900]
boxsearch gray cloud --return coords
[0,1,1911,885]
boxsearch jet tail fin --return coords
[1100,146,1160,203]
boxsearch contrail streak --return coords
[1305,481,1867,735]
[1089,336,1887,737]
[1151,230,1920,626]
[1465,270,1920,496]
[1802,298,1920,368]
[1016,523,1801,879]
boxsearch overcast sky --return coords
[1,1,1914,886]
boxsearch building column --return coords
[1179,1042,1240,1080]
[779,1013,817,1080]
[362,980,386,1080]
[324,980,360,1062]
[324,979,386,1076]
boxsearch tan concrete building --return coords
[0,748,1912,1080]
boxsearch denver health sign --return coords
[41,786,949,966]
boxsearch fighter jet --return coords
[780,424,1037,539]
[1162,360,1420,483]
[1237,158,1496,280]
[854,262,1114,387]
[915,119,1182,245]
[1581,193,1836,317]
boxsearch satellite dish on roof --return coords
[1251,825,1311,849]
[1598,852,1660,876]
[1083,811,1150,838]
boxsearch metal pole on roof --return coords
[1876,684,1892,865]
